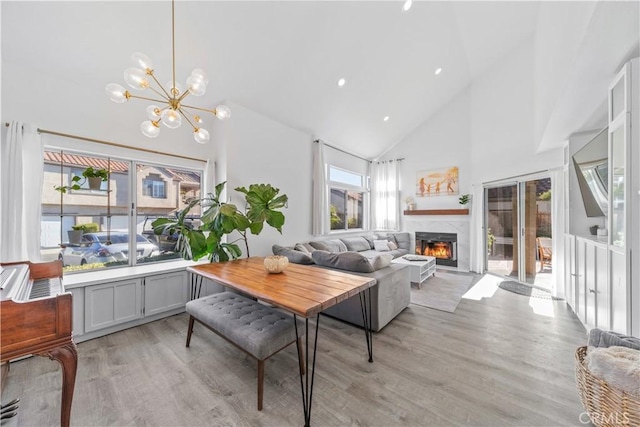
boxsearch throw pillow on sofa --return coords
[309,239,348,253]
[373,240,391,251]
[311,250,374,273]
[340,236,372,252]
[294,242,315,254]
[370,254,393,270]
[387,241,398,250]
[272,244,314,265]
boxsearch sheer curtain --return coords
[312,140,329,236]
[371,160,399,230]
[1,122,44,262]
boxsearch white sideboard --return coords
[65,261,224,343]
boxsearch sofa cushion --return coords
[309,239,348,253]
[272,244,314,265]
[294,242,315,254]
[340,236,372,252]
[373,240,391,252]
[388,241,398,250]
[371,253,393,270]
[362,235,375,249]
[311,250,374,273]
[391,232,410,251]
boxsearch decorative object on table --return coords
[589,225,599,236]
[416,166,459,197]
[105,0,230,144]
[458,194,470,206]
[152,182,288,262]
[263,255,289,273]
[54,166,109,193]
[404,196,415,210]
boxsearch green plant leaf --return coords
[266,211,285,232]
[214,181,226,199]
[249,221,263,235]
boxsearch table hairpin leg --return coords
[294,314,320,427]
[190,273,203,300]
[359,287,374,363]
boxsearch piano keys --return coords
[0,260,77,427]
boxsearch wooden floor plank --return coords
[2,273,589,426]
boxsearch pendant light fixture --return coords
[105,0,230,144]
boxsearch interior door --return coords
[485,184,518,278]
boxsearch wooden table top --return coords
[188,257,376,318]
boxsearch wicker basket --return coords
[575,346,640,426]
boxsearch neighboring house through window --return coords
[142,174,167,199]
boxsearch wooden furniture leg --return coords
[186,316,195,347]
[39,342,78,427]
[257,360,264,411]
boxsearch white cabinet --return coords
[610,249,627,333]
[573,237,609,331]
[144,272,188,317]
[84,278,143,333]
[72,267,193,342]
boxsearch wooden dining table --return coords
[187,257,377,427]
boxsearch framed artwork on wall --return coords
[416,166,459,197]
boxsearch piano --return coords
[1,260,77,427]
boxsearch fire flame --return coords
[422,243,452,259]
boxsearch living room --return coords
[2,1,639,426]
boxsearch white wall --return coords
[214,102,314,257]
[2,60,217,163]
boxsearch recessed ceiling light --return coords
[383,116,390,122]
[435,68,442,75]
[337,78,346,87]
[402,0,412,12]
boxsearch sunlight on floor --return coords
[462,274,501,300]
[528,295,556,318]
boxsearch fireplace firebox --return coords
[415,232,458,267]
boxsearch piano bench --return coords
[185,292,305,411]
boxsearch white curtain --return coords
[469,183,485,273]
[371,160,399,230]
[550,167,565,298]
[312,141,329,236]
[1,122,44,262]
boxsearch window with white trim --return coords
[328,165,368,231]
[41,150,202,273]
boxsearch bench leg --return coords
[186,316,195,347]
[257,359,264,411]
[297,337,305,376]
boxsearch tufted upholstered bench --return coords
[185,292,305,410]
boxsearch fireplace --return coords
[415,232,458,267]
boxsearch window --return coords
[328,166,367,231]
[41,150,203,273]
[142,174,167,199]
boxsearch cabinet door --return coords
[85,279,142,333]
[610,250,627,333]
[595,245,609,330]
[144,271,188,317]
[576,239,586,322]
[584,243,596,328]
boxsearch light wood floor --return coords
[2,274,588,426]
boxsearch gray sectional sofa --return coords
[273,232,411,331]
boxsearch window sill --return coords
[64,259,207,289]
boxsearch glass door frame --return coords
[484,171,552,284]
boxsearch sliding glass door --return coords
[485,176,553,288]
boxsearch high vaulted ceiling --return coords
[2,1,638,159]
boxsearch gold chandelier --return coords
[105,0,230,144]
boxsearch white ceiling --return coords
[1,1,637,159]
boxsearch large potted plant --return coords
[55,167,109,193]
[151,182,287,262]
